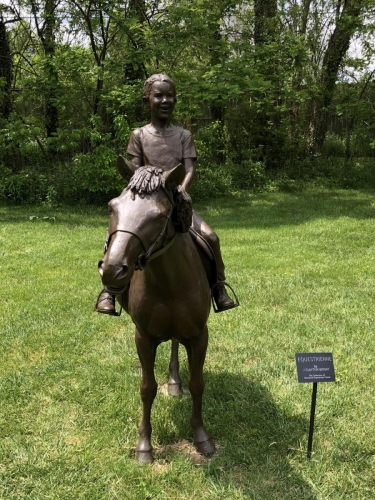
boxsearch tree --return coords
[0,12,13,121]
[29,0,60,149]
[123,0,147,83]
[307,0,367,154]
[66,0,121,119]
[252,0,286,170]
[2,0,375,204]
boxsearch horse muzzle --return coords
[98,260,131,292]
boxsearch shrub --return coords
[69,147,124,204]
[190,122,232,200]
[321,133,346,158]
[0,167,50,204]
[230,158,268,191]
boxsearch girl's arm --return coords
[181,158,195,192]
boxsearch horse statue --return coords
[98,159,215,464]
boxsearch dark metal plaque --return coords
[295,353,335,383]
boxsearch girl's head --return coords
[142,74,177,103]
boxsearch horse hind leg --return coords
[168,339,183,396]
[185,326,215,457]
[135,329,159,464]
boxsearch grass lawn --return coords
[1,188,375,499]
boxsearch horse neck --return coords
[146,231,203,285]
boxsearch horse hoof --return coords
[168,383,183,396]
[136,450,154,465]
[194,438,215,457]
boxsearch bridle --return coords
[104,189,175,296]
[133,202,175,271]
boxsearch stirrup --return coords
[211,281,240,313]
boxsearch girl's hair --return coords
[142,74,177,102]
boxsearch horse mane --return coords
[126,166,165,198]
[126,165,193,232]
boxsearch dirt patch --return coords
[156,439,218,465]
[158,383,190,396]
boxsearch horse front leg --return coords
[135,328,159,464]
[184,326,215,457]
[168,339,183,396]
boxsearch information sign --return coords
[295,353,335,383]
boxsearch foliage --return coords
[1,0,375,203]
[0,167,49,204]
[190,122,233,200]
[230,158,268,191]
[71,146,124,202]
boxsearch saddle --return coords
[171,187,218,287]
[117,155,218,288]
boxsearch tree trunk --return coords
[253,0,283,171]
[31,0,59,149]
[123,0,148,124]
[43,0,59,142]
[254,0,277,45]
[0,17,12,121]
[209,25,225,163]
[289,0,312,164]
[309,0,364,154]
[124,0,147,83]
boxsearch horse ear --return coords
[164,163,186,191]
[117,155,135,181]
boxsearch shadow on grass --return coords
[1,188,374,231]
[197,189,375,230]
[153,369,316,499]
[0,205,108,228]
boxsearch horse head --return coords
[98,159,185,294]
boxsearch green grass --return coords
[1,188,375,499]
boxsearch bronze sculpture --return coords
[95,73,238,315]
[99,163,216,463]
[96,74,239,463]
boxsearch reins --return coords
[136,202,174,270]
[107,195,174,271]
[104,189,176,316]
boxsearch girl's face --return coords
[149,81,176,123]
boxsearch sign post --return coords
[295,353,335,459]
